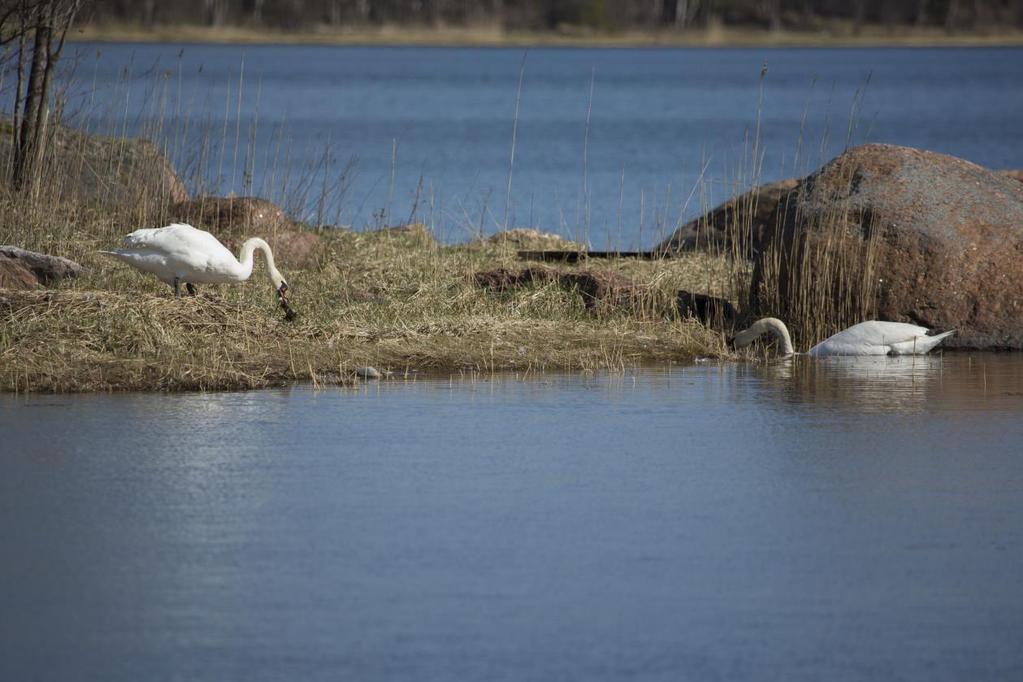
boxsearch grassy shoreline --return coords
[1,222,731,393]
[72,22,1023,48]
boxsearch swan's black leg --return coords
[186,282,197,297]
[173,277,181,297]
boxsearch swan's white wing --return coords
[107,223,243,283]
[98,248,177,284]
[121,223,231,258]
[807,321,935,356]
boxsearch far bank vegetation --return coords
[80,1,1023,44]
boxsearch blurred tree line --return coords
[79,0,1023,33]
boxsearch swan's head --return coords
[266,264,290,303]
[730,326,759,349]
[267,264,287,295]
[729,318,795,356]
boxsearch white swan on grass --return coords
[99,223,294,319]
[732,318,954,356]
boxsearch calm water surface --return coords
[2,354,1022,681]
[47,45,1023,247]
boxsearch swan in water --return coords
[732,318,954,356]
[100,223,294,319]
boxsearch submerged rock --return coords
[751,144,1023,349]
[0,246,82,285]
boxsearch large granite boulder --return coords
[750,144,1023,349]
[656,178,798,255]
[0,120,188,208]
[168,196,322,268]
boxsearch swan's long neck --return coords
[734,317,796,356]
[236,238,284,287]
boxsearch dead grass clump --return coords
[473,266,641,315]
[0,290,301,392]
[486,228,584,251]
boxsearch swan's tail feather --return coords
[890,329,955,355]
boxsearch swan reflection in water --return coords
[753,354,954,414]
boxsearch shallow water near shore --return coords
[2,353,1022,680]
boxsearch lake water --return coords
[52,45,1023,248]
[2,354,1022,681]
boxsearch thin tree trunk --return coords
[852,0,866,35]
[768,0,781,32]
[801,0,813,28]
[12,25,26,148]
[205,0,227,27]
[13,10,48,190]
[914,0,928,26]
[674,0,688,28]
[31,1,65,181]
[141,0,156,27]
[945,0,960,33]
[10,0,80,191]
[652,0,664,25]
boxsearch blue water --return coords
[2,355,1022,681]
[43,44,1023,247]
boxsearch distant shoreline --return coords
[71,23,1023,49]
